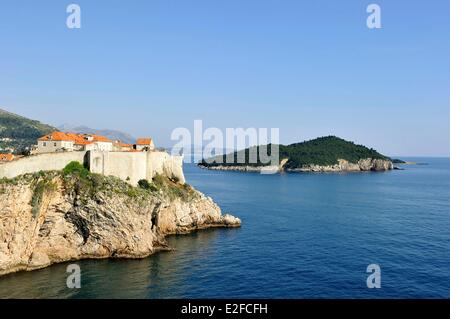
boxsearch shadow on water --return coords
[2,159,450,298]
[0,228,241,299]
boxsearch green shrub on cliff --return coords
[152,174,165,189]
[30,178,57,218]
[138,179,158,192]
[61,165,153,202]
[3,165,196,210]
[0,177,17,186]
[63,161,89,178]
[151,174,195,201]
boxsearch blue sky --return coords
[0,0,449,156]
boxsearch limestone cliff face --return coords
[0,173,240,276]
[288,158,394,172]
[200,158,393,173]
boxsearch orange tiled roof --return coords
[0,153,14,161]
[74,139,93,145]
[39,132,111,145]
[39,132,74,142]
[72,134,92,145]
[136,138,153,145]
[88,134,111,143]
[115,141,133,148]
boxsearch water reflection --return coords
[3,161,450,298]
[0,228,240,299]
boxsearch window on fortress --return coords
[43,142,46,147]
[54,143,57,147]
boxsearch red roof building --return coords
[36,132,113,154]
[135,138,155,151]
[0,153,14,162]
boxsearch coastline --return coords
[0,172,241,276]
[199,158,394,173]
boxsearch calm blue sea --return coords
[1,158,450,299]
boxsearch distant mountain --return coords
[170,144,235,156]
[58,124,136,144]
[169,145,236,163]
[0,108,56,154]
[200,136,391,169]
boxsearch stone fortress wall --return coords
[0,152,88,179]
[88,151,185,185]
[0,150,185,186]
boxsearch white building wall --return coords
[89,151,185,186]
[0,150,185,186]
[83,144,95,151]
[94,142,113,152]
[36,140,74,154]
[146,151,185,183]
[135,142,155,151]
[89,151,147,186]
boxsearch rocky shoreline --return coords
[0,172,240,276]
[199,158,393,173]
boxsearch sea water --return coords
[1,158,449,298]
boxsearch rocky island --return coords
[199,136,394,173]
[0,162,240,276]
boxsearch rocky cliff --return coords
[287,158,393,172]
[0,171,240,276]
[200,158,393,173]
